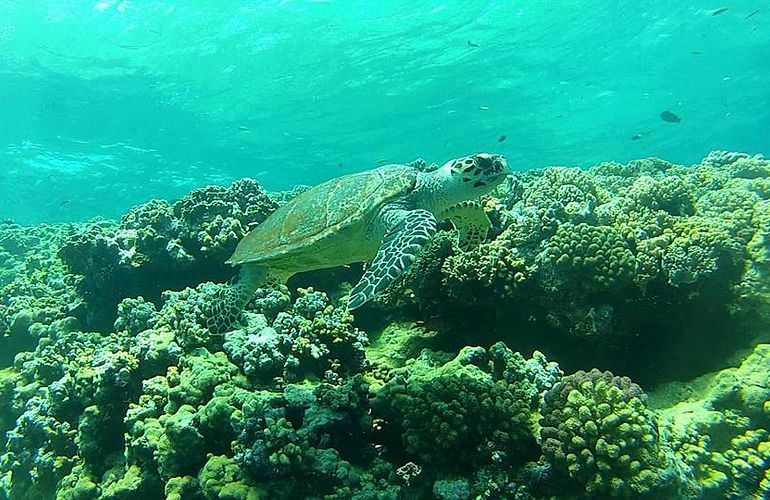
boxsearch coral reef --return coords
[0,222,82,367]
[652,343,770,498]
[372,343,556,471]
[2,152,770,499]
[540,369,679,497]
[0,287,379,499]
[375,152,770,384]
[57,179,277,329]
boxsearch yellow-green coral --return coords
[373,345,547,470]
[543,223,637,290]
[652,344,770,498]
[540,369,678,497]
[443,231,530,300]
[661,217,743,286]
[198,455,261,499]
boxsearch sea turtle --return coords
[225,153,510,313]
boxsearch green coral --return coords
[0,318,143,499]
[0,368,20,450]
[624,175,695,216]
[543,222,637,290]
[0,222,81,365]
[230,376,379,497]
[113,296,157,335]
[661,217,743,286]
[373,344,551,470]
[57,179,278,329]
[224,288,368,384]
[653,343,770,498]
[198,455,260,500]
[443,229,531,301]
[155,282,243,349]
[522,166,609,223]
[540,369,678,497]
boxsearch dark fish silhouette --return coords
[660,110,682,123]
[498,134,507,143]
[467,40,479,48]
[711,7,729,16]
[630,133,642,141]
[746,10,759,19]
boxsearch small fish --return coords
[237,125,251,131]
[479,106,490,111]
[691,50,703,55]
[746,9,759,19]
[376,159,387,166]
[59,199,71,206]
[498,134,507,143]
[711,7,729,16]
[660,110,682,123]
[467,40,479,48]
[630,133,642,141]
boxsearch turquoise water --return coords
[4,3,770,499]
[2,1,768,223]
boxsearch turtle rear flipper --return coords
[213,264,291,333]
[348,208,437,310]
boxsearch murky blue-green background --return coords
[1,1,768,223]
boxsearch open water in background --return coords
[0,1,768,222]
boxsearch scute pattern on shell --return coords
[228,165,418,265]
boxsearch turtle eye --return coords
[475,155,494,174]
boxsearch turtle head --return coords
[438,153,510,201]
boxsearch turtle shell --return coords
[227,164,418,269]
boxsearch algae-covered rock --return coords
[652,343,770,498]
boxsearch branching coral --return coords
[224,288,368,385]
[373,344,557,471]
[540,369,679,497]
[58,179,278,329]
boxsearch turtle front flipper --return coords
[442,200,492,251]
[348,208,437,310]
